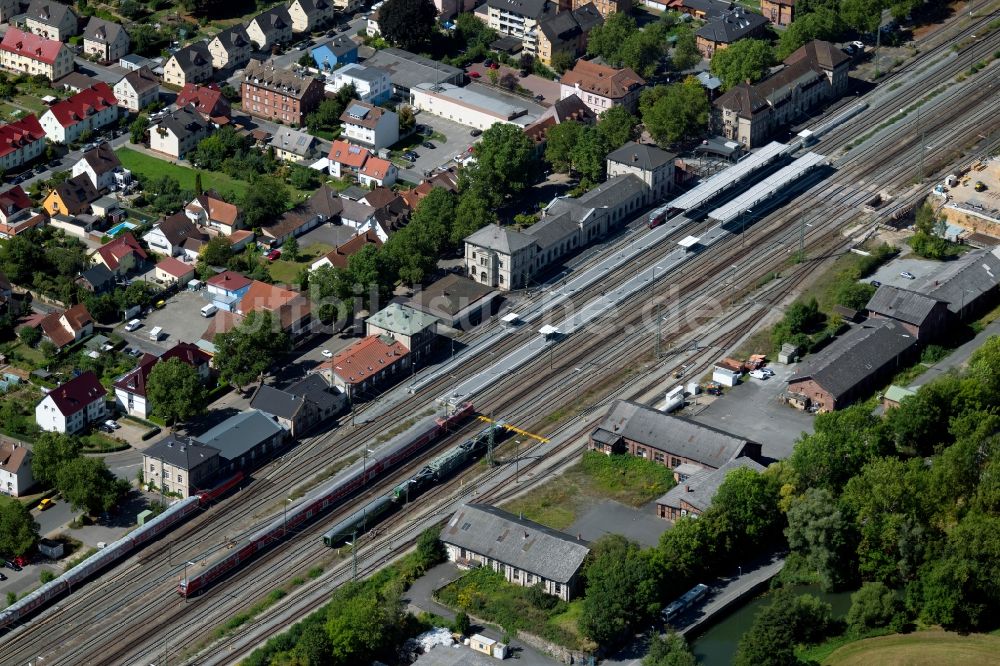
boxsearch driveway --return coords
[567,499,670,548]
[297,222,357,249]
[119,289,214,353]
[686,362,815,461]
[398,113,479,184]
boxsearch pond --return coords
[690,584,854,665]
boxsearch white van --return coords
[124,319,142,332]
[149,326,163,341]
[200,304,218,317]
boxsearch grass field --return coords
[116,148,249,199]
[502,451,676,530]
[824,631,1000,665]
[268,243,334,284]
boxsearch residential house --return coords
[163,42,213,88]
[340,100,398,150]
[175,82,231,121]
[197,409,288,471]
[523,94,596,150]
[34,370,105,434]
[185,193,242,235]
[262,182,342,246]
[0,441,33,497]
[287,0,335,34]
[570,0,627,18]
[314,334,410,399]
[559,59,645,115]
[464,174,648,290]
[242,59,324,126]
[71,142,121,192]
[143,212,208,257]
[91,231,147,276]
[331,0,363,12]
[246,6,294,51]
[787,320,919,412]
[310,229,382,271]
[399,168,460,209]
[250,374,346,436]
[760,0,794,26]
[0,27,74,80]
[441,503,590,601]
[864,285,951,341]
[82,17,130,64]
[311,35,359,72]
[535,3,603,67]
[713,39,850,147]
[666,0,733,19]
[42,173,99,216]
[328,63,390,105]
[207,25,252,71]
[39,83,119,144]
[327,139,370,179]
[0,184,45,239]
[154,255,196,286]
[269,127,320,162]
[34,303,93,350]
[358,156,397,188]
[605,142,676,204]
[485,0,556,56]
[237,280,311,338]
[435,0,478,19]
[114,342,211,418]
[407,274,498,330]
[149,106,212,159]
[75,263,115,293]
[25,0,79,41]
[0,114,46,176]
[114,66,160,113]
[656,457,765,520]
[366,303,438,361]
[205,270,252,311]
[0,0,20,23]
[695,5,769,58]
[143,435,221,498]
[363,47,464,97]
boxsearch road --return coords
[1,9,997,665]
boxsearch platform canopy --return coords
[538,324,560,336]
[500,312,520,323]
[678,236,700,249]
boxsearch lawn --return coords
[823,631,1000,665]
[268,242,334,284]
[502,451,676,530]
[116,148,249,199]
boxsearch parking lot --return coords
[867,252,952,291]
[119,288,213,354]
[687,362,815,461]
[399,113,480,183]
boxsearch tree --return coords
[57,457,126,516]
[129,115,149,144]
[282,236,300,263]
[789,406,889,491]
[31,432,81,487]
[550,50,574,74]
[39,339,57,360]
[456,11,496,50]
[846,582,903,636]
[486,67,499,86]
[462,123,537,205]
[213,310,290,391]
[587,12,639,66]
[785,487,856,590]
[543,120,583,173]
[597,106,640,150]
[671,26,700,71]
[451,184,495,246]
[241,176,290,229]
[0,496,39,557]
[569,126,608,185]
[832,280,875,310]
[17,325,40,347]
[376,0,437,51]
[579,535,658,645]
[710,39,776,89]
[734,589,834,666]
[640,78,711,145]
[145,358,205,426]
[776,8,846,59]
[194,171,203,196]
[839,0,884,33]
[619,29,665,78]
[398,104,415,133]
[453,610,471,635]
[643,632,696,666]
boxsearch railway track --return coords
[3,18,998,664]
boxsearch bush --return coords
[454,610,471,635]
[40,570,55,584]
[140,426,161,441]
[846,582,903,636]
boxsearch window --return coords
[670,457,681,467]
[149,463,155,472]
[177,474,183,483]
[555,582,561,594]
[512,568,520,580]
[163,470,170,480]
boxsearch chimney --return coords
[685,484,691,492]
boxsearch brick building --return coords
[241,59,324,126]
[656,457,765,520]
[864,285,951,341]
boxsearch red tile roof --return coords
[38,311,72,347]
[96,231,147,270]
[328,139,369,168]
[0,184,33,215]
[161,341,211,367]
[0,27,64,65]
[46,371,105,416]
[561,60,645,100]
[237,280,311,330]
[0,115,45,159]
[206,270,251,292]
[46,83,118,129]
[359,156,393,181]
[112,352,157,397]
[176,82,230,118]
[156,255,195,279]
[322,335,409,385]
[317,230,382,270]
[63,303,93,333]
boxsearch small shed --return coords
[882,384,916,410]
[137,508,154,526]
[38,538,64,559]
[470,634,495,657]
[778,342,800,364]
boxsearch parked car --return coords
[401,153,416,163]
[129,348,144,358]
[420,126,433,137]
[5,560,21,571]
[900,271,916,280]
[267,249,282,261]
[100,342,115,351]
[38,498,54,511]
[469,70,480,78]
[422,141,435,149]
[404,150,419,159]
[871,280,882,287]
[0,571,6,581]
[483,58,494,67]
[321,349,333,358]
[13,555,27,567]
[99,423,115,433]
[105,419,120,430]
[470,128,482,137]
[749,370,769,380]
[760,368,775,377]
[124,319,142,332]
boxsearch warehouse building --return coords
[363,47,464,97]
[410,82,539,130]
[655,457,765,520]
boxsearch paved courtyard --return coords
[119,288,213,354]
[567,499,670,548]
